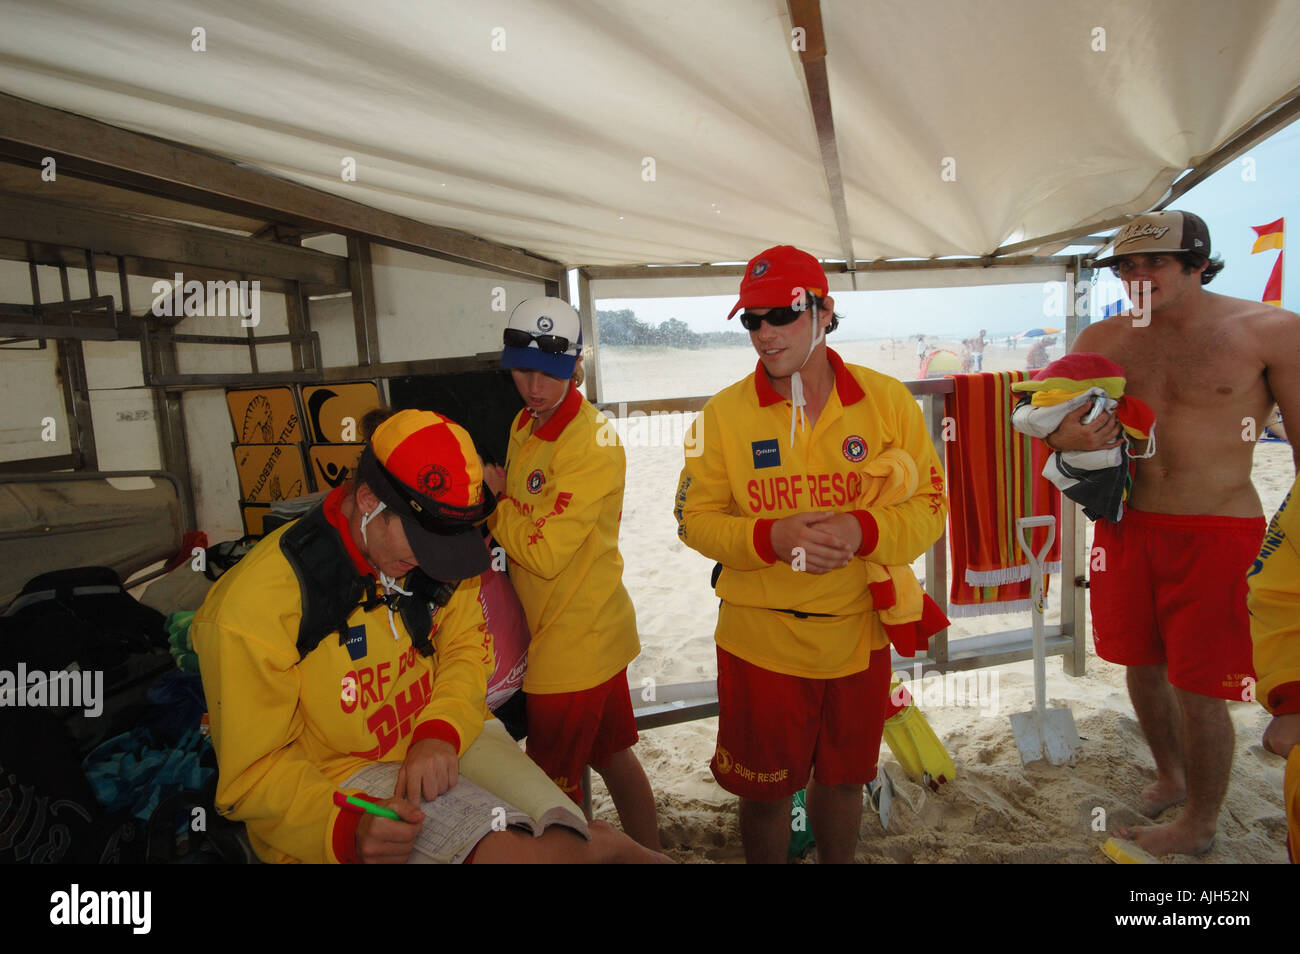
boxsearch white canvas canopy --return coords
[2,0,1298,270]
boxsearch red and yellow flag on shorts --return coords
[1251,218,1284,307]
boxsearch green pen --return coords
[333,790,403,821]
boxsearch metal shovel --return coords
[1010,515,1081,765]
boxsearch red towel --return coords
[945,371,1061,616]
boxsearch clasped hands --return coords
[770,512,862,573]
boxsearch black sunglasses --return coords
[503,327,573,354]
[738,304,813,332]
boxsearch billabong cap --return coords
[355,409,495,580]
[501,297,582,379]
[727,245,829,319]
[1092,211,1211,267]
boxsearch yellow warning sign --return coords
[240,503,273,538]
[302,383,381,444]
[226,388,301,444]
[308,443,364,492]
[233,443,309,503]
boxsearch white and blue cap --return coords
[500,297,583,379]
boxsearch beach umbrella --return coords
[1016,327,1062,339]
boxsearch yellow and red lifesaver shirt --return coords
[488,383,639,694]
[1248,478,1300,861]
[675,349,947,678]
[192,486,493,864]
[1249,479,1300,716]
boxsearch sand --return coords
[588,343,1295,864]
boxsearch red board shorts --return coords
[711,644,892,801]
[1091,507,1264,700]
[525,668,639,805]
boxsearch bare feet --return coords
[1139,778,1187,818]
[588,819,674,864]
[1113,819,1215,857]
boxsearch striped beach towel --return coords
[944,371,1061,617]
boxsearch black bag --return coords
[1,566,175,754]
[0,707,142,863]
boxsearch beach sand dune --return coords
[590,345,1294,864]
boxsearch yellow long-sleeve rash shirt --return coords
[487,384,639,694]
[675,349,947,678]
[191,490,493,864]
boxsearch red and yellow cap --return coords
[356,409,495,580]
[727,245,829,319]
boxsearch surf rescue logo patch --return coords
[751,260,769,278]
[842,435,866,462]
[536,315,554,333]
[418,463,450,498]
[751,439,780,469]
[714,745,733,774]
[526,468,546,493]
[344,624,367,661]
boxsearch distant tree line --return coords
[597,309,748,349]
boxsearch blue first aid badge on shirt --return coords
[752,439,781,469]
[344,624,367,661]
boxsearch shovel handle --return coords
[1017,515,1056,716]
[1015,515,1056,572]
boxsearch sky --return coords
[592,117,1300,341]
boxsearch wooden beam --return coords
[788,0,855,269]
[1158,91,1300,207]
[583,254,1072,282]
[0,453,76,475]
[0,93,566,282]
[992,216,1134,258]
[0,241,305,299]
[0,191,349,293]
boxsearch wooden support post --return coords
[1061,258,1090,676]
[347,236,380,367]
[924,392,949,662]
[576,269,602,404]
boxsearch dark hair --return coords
[348,406,396,495]
[813,295,840,334]
[360,406,395,441]
[1175,252,1224,285]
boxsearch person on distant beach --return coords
[1266,405,1289,443]
[971,329,987,372]
[1044,210,1300,857]
[675,246,947,863]
[959,339,973,373]
[1026,338,1048,370]
[1247,475,1300,862]
[482,298,661,850]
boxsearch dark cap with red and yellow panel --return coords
[355,409,496,580]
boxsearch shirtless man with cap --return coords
[1048,210,1300,856]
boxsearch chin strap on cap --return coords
[788,299,826,447]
